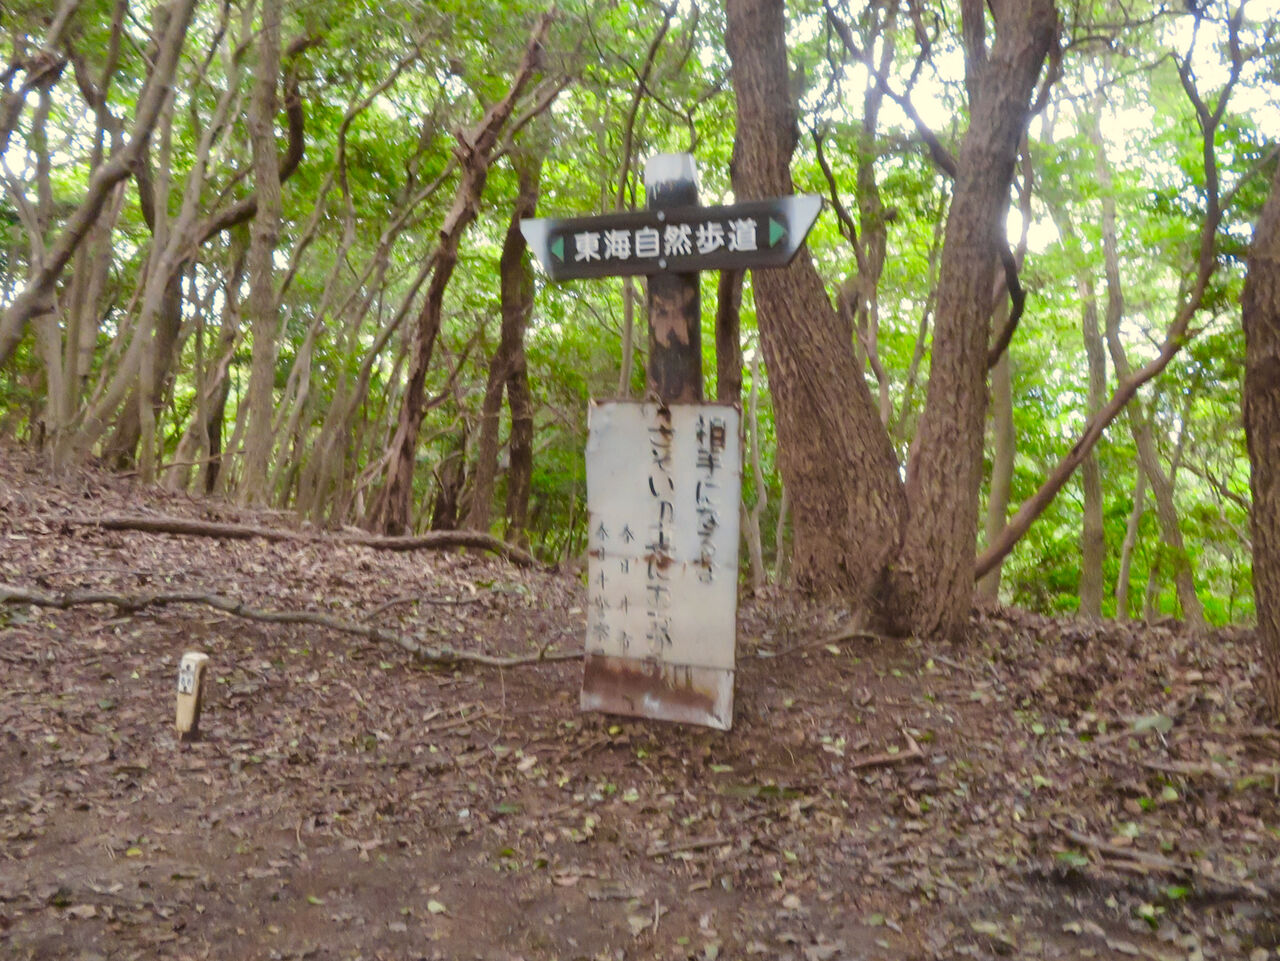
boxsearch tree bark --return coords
[976,337,1014,602]
[715,269,744,406]
[725,0,906,621]
[238,0,285,504]
[1242,159,1280,722]
[466,154,540,532]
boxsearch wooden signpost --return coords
[522,154,821,730]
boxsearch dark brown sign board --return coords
[520,194,822,282]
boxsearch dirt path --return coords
[1,448,1277,960]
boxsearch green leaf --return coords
[1056,849,1090,868]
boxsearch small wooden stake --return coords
[175,651,210,741]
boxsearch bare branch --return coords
[0,583,580,667]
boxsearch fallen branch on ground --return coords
[0,582,581,668]
[1049,818,1270,899]
[646,835,731,858]
[850,730,925,771]
[66,514,544,569]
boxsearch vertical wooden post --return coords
[645,153,702,403]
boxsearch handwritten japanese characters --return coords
[584,402,741,672]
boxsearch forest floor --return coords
[0,447,1278,961]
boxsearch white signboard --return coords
[582,401,741,728]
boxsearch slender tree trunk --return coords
[504,356,533,548]
[715,269,744,406]
[238,0,284,504]
[725,0,906,621]
[1116,465,1147,621]
[1078,277,1107,617]
[744,350,768,592]
[1242,160,1280,720]
[467,154,540,532]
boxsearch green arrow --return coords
[551,236,565,261]
[769,217,786,247]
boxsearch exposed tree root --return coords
[0,582,581,668]
[66,514,544,569]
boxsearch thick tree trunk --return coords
[1242,160,1280,723]
[725,0,906,619]
[238,0,284,504]
[466,155,540,532]
[896,0,1056,637]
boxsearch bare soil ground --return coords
[0,445,1277,961]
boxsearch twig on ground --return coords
[0,582,582,668]
[850,730,925,771]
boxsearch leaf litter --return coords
[0,446,1277,960]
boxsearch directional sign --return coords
[520,194,823,282]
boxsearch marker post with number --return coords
[175,651,210,741]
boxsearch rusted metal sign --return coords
[583,401,741,730]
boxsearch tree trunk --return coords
[504,355,533,548]
[976,340,1014,602]
[466,154,540,532]
[238,0,284,504]
[715,269,744,406]
[1116,464,1147,621]
[1242,159,1280,722]
[103,266,184,469]
[1078,277,1107,617]
[725,0,906,621]
[744,350,768,592]
[895,0,1057,637]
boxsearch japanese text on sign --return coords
[584,402,741,671]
